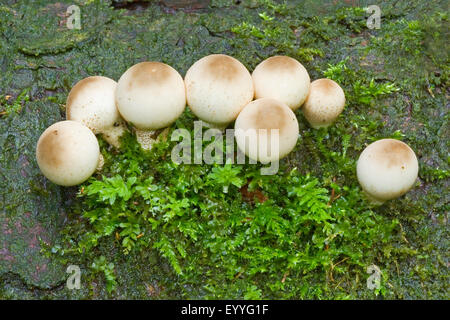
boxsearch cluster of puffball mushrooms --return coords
[36,54,419,204]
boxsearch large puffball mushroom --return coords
[116,61,186,150]
[302,78,346,129]
[185,54,254,129]
[66,76,126,148]
[234,98,299,163]
[357,139,419,204]
[36,120,100,186]
[252,55,310,111]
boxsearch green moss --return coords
[51,131,403,299]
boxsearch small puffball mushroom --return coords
[357,139,419,204]
[116,62,186,150]
[234,98,299,163]
[302,78,346,129]
[66,76,126,148]
[36,120,100,186]
[185,54,254,129]
[252,55,310,110]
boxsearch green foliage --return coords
[323,58,350,84]
[85,175,137,206]
[419,165,450,182]
[207,161,244,193]
[0,89,29,117]
[91,256,117,293]
[398,20,424,56]
[323,59,399,106]
[231,20,293,51]
[369,18,428,57]
[333,7,367,33]
[230,0,324,61]
[352,79,400,105]
[244,285,262,300]
[52,126,406,298]
[296,48,325,62]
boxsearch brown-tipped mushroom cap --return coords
[185,54,254,127]
[252,56,310,110]
[66,76,125,148]
[234,98,299,163]
[36,120,100,186]
[116,62,186,130]
[357,139,419,203]
[302,78,345,128]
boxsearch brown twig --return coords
[329,257,349,282]
[234,270,244,280]
[281,271,289,283]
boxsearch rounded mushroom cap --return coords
[234,98,299,163]
[66,76,120,134]
[303,78,345,128]
[252,56,310,110]
[36,120,100,186]
[357,139,419,202]
[185,54,254,127]
[116,62,186,130]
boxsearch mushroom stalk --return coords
[134,127,170,151]
[362,191,387,206]
[101,122,126,148]
[96,153,105,172]
[134,128,157,151]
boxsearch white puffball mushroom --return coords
[36,120,100,186]
[357,139,419,204]
[302,78,346,129]
[185,54,254,129]
[66,76,126,148]
[252,55,310,111]
[116,61,186,150]
[234,98,299,163]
